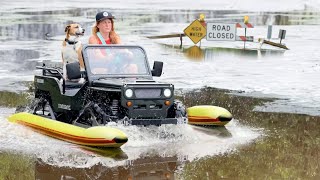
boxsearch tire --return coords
[31,98,56,120]
[15,98,40,113]
[15,105,27,113]
[75,106,99,126]
[74,102,111,127]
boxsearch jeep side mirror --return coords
[151,61,163,77]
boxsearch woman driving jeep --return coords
[88,11,138,74]
[89,11,121,45]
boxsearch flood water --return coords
[0,0,320,179]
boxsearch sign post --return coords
[198,13,206,46]
[184,20,206,45]
[278,29,286,44]
[267,25,272,40]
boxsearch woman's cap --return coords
[96,11,115,22]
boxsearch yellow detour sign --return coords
[184,20,206,44]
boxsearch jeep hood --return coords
[92,78,158,89]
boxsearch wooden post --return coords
[243,16,249,49]
[267,25,272,40]
[244,28,247,49]
[278,29,286,45]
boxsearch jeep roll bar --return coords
[36,65,67,94]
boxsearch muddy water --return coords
[1,2,320,180]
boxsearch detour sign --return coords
[184,20,206,44]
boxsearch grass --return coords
[0,91,32,108]
[0,152,35,180]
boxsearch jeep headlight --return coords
[163,88,172,98]
[125,88,133,98]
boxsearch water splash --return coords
[1,110,262,168]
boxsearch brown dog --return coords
[62,23,85,80]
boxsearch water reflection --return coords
[203,47,285,61]
[191,126,232,138]
[78,146,128,160]
[177,45,285,61]
[183,45,204,61]
[35,155,180,180]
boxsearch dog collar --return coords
[65,38,78,45]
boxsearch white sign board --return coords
[206,23,236,41]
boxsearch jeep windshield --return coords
[83,45,151,78]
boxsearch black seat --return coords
[66,62,81,79]
[65,62,84,89]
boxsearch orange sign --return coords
[184,20,206,44]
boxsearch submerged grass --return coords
[0,91,32,108]
[0,152,35,180]
[0,82,34,108]
[176,87,320,180]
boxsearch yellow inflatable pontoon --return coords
[8,112,128,148]
[187,105,233,126]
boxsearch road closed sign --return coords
[206,23,236,41]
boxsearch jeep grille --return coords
[135,89,161,98]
